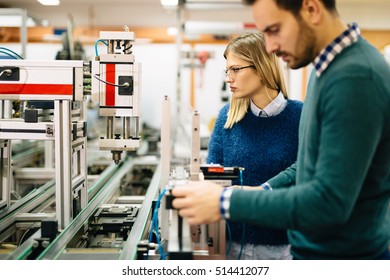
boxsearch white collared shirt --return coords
[250,92,287,117]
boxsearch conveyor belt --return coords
[119,162,161,260]
[2,160,120,260]
[37,157,160,260]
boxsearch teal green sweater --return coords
[229,37,390,259]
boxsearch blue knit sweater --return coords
[207,99,303,245]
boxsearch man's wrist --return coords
[261,182,273,191]
[220,188,233,219]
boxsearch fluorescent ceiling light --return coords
[184,0,245,9]
[161,0,178,6]
[184,21,257,35]
[186,0,241,2]
[37,0,60,6]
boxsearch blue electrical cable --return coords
[0,47,24,59]
[94,39,108,57]
[0,50,18,60]
[225,220,232,256]
[149,189,165,242]
[237,168,245,260]
[149,188,168,260]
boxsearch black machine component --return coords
[41,218,59,241]
[0,66,19,81]
[24,108,39,123]
[28,219,59,260]
[200,164,241,180]
[118,76,133,95]
[87,205,139,248]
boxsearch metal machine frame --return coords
[0,28,142,231]
[0,60,88,229]
[154,96,227,260]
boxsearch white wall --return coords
[1,26,388,133]
[191,44,227,126]
[338,2,390,30]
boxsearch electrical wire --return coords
[94,39,108,57]
[18,228,36,246]
[237,168,245,260]
[0,69,12,78]
[149,188,168,260]
[237,225,246,260]
[0,50,18,60]
[225,220,232,256]
[0,47,24,59]
[93,74,130,88]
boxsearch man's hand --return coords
[171,181,224,225]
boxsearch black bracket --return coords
[0,66,19,81]
[118,76,133,95]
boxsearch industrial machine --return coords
[91,29,141,164]
[0,29,228,260]
[135,98,235,260]
[0,59,88,229]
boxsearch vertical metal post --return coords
[0,139,11,210]
[107,116,114,139]
[189,110,207,251]
[55,100,72,229]
[79,101,88,213]
[160,96,171,240]
[132,116,139,138]
[20,9,27,58]
[45,141,54,169]
[123,117,130,139]
[190,110,201,180]
[0,100,12,210]
[173,4,183,148]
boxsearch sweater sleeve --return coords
[267,162,297,189]
[229,76,386,230]
[206,106,227,165]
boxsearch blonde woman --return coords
[207,32,302,260]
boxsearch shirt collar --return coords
[250,91,287,118]
[313,22,361,77]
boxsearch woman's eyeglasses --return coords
[224,65,254,79]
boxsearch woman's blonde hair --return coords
[223,32,288,129]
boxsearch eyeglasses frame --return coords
[224,65,255,79]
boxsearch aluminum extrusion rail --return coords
[4,229,41,260]
[0,180,55,242]
[36,160,133,260]
[119,161,161,260]
[3,160,119,260]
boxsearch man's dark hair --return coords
[242,0,337,15]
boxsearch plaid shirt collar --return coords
[313,22,361,77]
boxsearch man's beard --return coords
[279,17,317,69]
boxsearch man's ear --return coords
[300,0,323,25]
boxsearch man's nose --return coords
[265,37,279,54]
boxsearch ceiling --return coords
[0,0,251,27]
[1,0,389,5]
[1,0,390,29]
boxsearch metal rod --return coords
[123,117,130,139]
[107,116,114,139]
